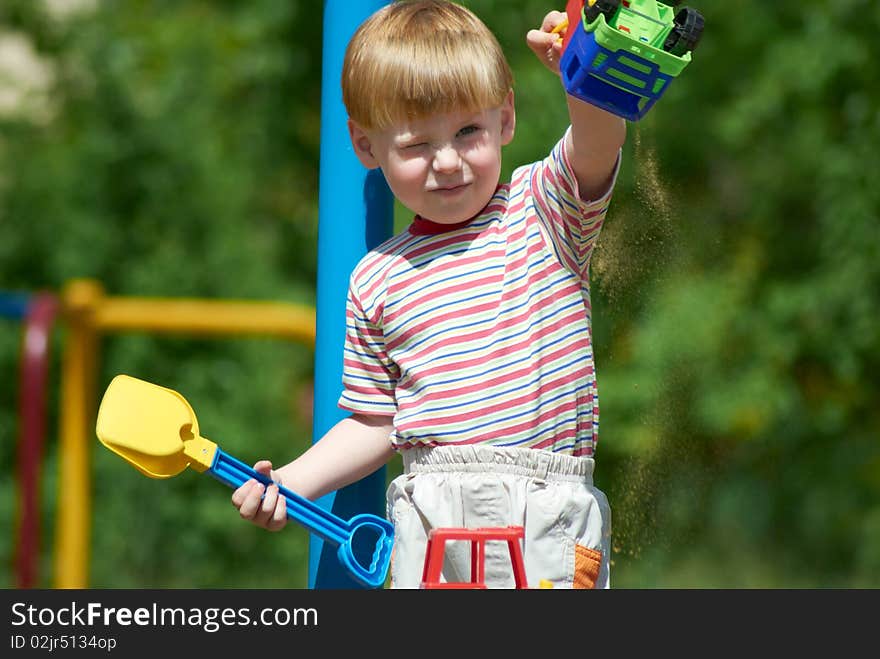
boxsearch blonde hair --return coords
[342,0,514,130]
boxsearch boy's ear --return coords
[500,89,516,146]
[348,119,380,169]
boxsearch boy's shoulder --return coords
[349,226,420,286]
[508,131,568,179]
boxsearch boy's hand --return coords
[526,10,568,75]
[231,460,288,532]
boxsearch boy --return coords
[232,0,626,588]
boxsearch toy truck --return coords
[559,0,704,121]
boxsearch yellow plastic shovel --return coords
[95,374,393,588]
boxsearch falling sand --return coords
[591,124,691,576]
[593,125,677,305]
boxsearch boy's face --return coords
[348,91,515,224]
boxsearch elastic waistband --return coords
[401,445,594,483]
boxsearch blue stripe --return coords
[339,393,396,410]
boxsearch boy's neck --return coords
[409,214,477,235]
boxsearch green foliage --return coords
[2,0,878,589]
[591,0,880,587]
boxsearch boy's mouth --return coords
[429,182,470,194]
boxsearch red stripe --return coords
[342,357,390,375]
[343,382,396,397]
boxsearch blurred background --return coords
[1,0,878,588]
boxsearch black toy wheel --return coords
[663,7,705,56]
[585,0,620,24]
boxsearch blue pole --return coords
[312,0,393,589]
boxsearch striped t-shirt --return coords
[339,132,619,457]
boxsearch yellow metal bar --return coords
[94,297,315,344]
[52,278,318,588]
[54,279,101,588]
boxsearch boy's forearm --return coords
[274,413,396,501]
[566,95,626,200]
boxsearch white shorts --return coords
[386,445,612,589]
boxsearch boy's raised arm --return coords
[527,10,626,201]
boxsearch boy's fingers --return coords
[253,460,273,475]
[236,481,265,520]
[526,30,556,61]
[266,493,287,531]
[526,28,564,72]
[527,28,556,47]
[541,10,567,33]
[261,483,279,515]
[231,478,256,508]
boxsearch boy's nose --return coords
[432,145,461,173]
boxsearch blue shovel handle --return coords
[208,449,393,589]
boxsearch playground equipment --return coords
[18,279,315,588]
[95,374,394,588]
[558,0,704,121]
[2,291,58,589]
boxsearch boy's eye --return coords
[457,125,479,138]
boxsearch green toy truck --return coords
[559,0,704,120]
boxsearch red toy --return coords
[420,526,530,589]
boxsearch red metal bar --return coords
[15,293,58,588]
